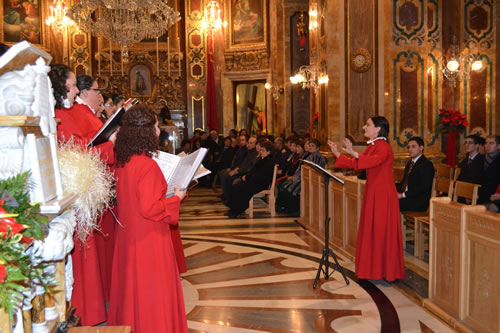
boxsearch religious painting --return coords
[234,81,267,135]
[130,64,152,97]
[226,0,267,51]
[2,0,44,45]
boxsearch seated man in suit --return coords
[478,135,500,204]
[457,134,484,184]
[397,136,435,212]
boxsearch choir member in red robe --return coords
[328,116,405,281]
[48,68,114,325]
[108,104,188,333]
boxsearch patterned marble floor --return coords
[179,188,455,333]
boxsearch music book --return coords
[301,159,345,184]
[153,148,211,197]
[87,98,137,147]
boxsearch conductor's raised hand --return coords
[342,138,359,159]
[174,188,187,201]
[327,140,340,158]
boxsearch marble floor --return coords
[179,188,455,333]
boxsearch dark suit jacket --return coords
[398,154,435,212]
[478,153,500,204]
[457,153,485,184]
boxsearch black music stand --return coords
[301,160,350,288]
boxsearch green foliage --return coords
[0,172,54,321]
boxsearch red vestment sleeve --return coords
[334,145,390,170]
[136,162,181,224]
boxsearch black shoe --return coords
[225,211,240,218]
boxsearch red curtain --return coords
[446,131,457,167]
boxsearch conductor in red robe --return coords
[108,104,188,333]
[49,68,114,325]
[328,116,405,281]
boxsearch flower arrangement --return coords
[439,108,469,133]
[0,172,53,320]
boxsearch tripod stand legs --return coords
[313,246,350,288]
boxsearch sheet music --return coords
[153,151,180,184]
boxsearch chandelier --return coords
[45,0,75,30]
[67,0,181,47]
[442,35,483,88]
[290,65,328,91]
[201,0,227,33]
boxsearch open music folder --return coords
[153,148,211,197]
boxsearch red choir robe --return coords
[108,154,188,333]
[56,102,114,325]
[335,139,405,281]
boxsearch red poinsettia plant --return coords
[439,108,469,133]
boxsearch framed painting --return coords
[233,80,267,135]
[225,0,267,51]
[129,64,152,97]
[1,0,48,48]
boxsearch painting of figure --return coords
[234,82,266,135]
[231,0,264,45]
[3,0,41,44]
[130,65,151,97]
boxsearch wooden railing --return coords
[300,166,500,333]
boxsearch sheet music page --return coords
[166,148,208,197]
[153,151,180,184]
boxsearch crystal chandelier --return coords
[67,0,181,47]
[201,0,227,33]
[442,35,483,88]
[45,0,75,30]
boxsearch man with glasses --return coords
[478,135,500,204]
[457,134,484,185]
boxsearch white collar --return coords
[469,152,479,160]
[412,154,423,163]
[367,137,387,145]
[76,96,96,114]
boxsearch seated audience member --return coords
[239,128,248,137]
[396,136,435,212]
[178,140,192,155]
[276,139,326,216]
[225,141,275,218]
[192,138,202,152]
[221,136,258,200]
[189,128,202,144]
[457,134,484,184]
[485,189,500,213]
[217,135,248,190]
[276,139,304,187]
[273,136,291,175]
[229,129,238,139]
[478,136,486,155]
[218,136,238,170]
[478,135,500,204]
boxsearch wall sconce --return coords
[290,65,328,92]
[45,0,74,30]
[442,35,483,88]
[201,0,227,33]
[265,82,284,101]
[309,9,318,30]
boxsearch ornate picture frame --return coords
[0,0,49,49]
[225,0,268,51]
[129,64,152,97]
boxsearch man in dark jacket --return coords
[397,136,435,212]
[478,135,500,204]
[457,134,484,185]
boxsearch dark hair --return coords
[76,75,95,94]
[371,116,390,139]
[229,129,237,137]
[408,136,424,147]
[310,138,321,149]
[478,136,486,146]
[114,104,158,168]
[181,139,191,147]
[49,64,73,109]
[160,106,171,121]
[487,135,500,145]
[465,134,481,145]
[260,141,274,153]
[101,93,112,104]
[112,94,124,106]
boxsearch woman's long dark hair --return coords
[114,104,159,168]
[371,116,390,139]
[48,64,72,109]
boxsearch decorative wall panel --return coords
[464,55,493,134]
[345,0,378,144]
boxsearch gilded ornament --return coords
[350,48,372,73]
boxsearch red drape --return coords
[446,131,458,167]
[206,32,218,131]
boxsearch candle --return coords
[97,37,101,76]
[109,40,113,76]
[177,36,181,77]
[167,36,170,77]
[156,37,159,74]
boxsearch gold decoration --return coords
[350,48,372,73]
